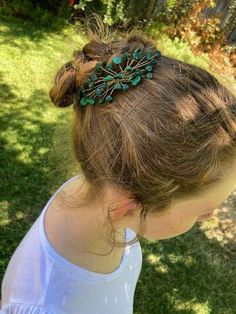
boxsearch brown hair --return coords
[49,18,236,254]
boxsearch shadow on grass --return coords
[0,14,70,49]
[0,74,71,286]
[134,222,236,314]
[0,73,21,105]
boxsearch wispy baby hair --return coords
[49,15,236,250]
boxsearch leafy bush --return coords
[0,0,71,29]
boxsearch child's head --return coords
[49,22,236,249]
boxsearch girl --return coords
[1,22,236,314]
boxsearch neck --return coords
[56,175,126,256]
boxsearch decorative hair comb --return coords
[79,48,161,106]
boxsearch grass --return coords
[0,14,236,313]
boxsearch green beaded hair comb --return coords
[79,48,161,106]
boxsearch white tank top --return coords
[1,175,143,314]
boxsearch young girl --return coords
[1,23,236,313]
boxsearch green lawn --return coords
[0,15,236,314]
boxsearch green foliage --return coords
[102,0,125,26]
[0,0,71,29]
[75,0,126,26]
[166,0,177,10]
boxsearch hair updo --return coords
[49,31,156,109]
[49,18,236,249]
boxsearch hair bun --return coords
[49,65,77,108]
[49,26,155,108]
[49,55,98,108]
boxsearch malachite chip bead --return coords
[104,75,113,81]
[145,65,153,72]
[146,72,153,79]
[106,63,113,71]
[105,95,113,102]
[98,98,105,104]
[101,82,107,89]
[154,50,161,58]
[87,98,95,105]
[133,48,141,54]
[123,52,130,59]
[125,66,132,71]
[133,48,142,60]
[146,51,152,60]
[91,74,97,81]
[114,73,123,79]
[152,59,158,65]
[133,52,142,60]
[122,84,129,91]
[131,76,142,86]
[95,63,103,73]
[95,87,102,95]
[135,70,142,76]
[80,97,87,106]
[112,56,123,65]
[114,83,122,90]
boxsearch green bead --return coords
[105,95,113,102]
[133,52,142,60]
[145,65,153,72]
[95,87,102,95]
[104,75,113,82]
[95,63,103,73]
[80,97,88,106]
[98,98,105,104]
[91,74,97,81]
[131,75,142,86]
[125,66,132,71]
[135,70,142,76]
[114,83,122,90]
[114,73,123,79]
[152,59,158,65]
[122,84,129,91]
[88,82,94,88]
[86,78,92,84]
[154,50,161,58]
[101,82,107,89]
[146,72,153,79]
[133,48,142,60]
[124,52,130,59]
[87,98,95,105]
[106,63,113,71]
[112,56,123,65]
[134,48,141,54]
[146,50,152,60]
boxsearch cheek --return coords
[143,211,197,240]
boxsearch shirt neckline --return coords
[39,175,131,282]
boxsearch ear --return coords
[112,199,140,221]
